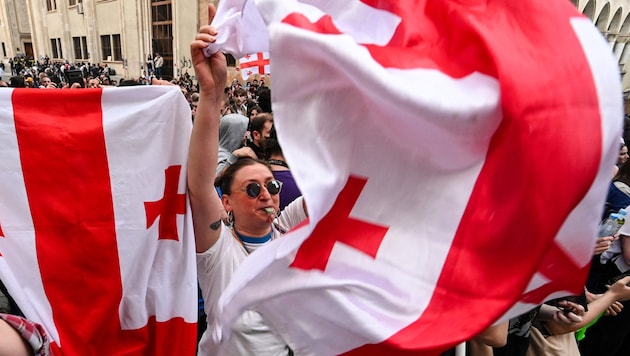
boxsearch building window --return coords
[112,34,122,61]
[81,37,88,59]
[1,42,6,57]
[101,34,121,61]
[50,38,62,58]
[73,36,88,60]
[47,0,57,11]
[101,35,111,60]
[69,0,83,6]
[151,0,173,79]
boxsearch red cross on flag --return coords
[0,87,198,355]
[209,0,623,354]
[239,52,270,80]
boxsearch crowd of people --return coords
[438,141,630,356]
[2,5,630,356]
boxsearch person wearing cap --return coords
[24,77,34,88]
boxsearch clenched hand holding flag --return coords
[0,87,198,355]
[208,0,622,354]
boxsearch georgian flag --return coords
[0,87,198,355]
[208,0,623,354]
[239,52,270,80]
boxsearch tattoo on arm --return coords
[210,219,221,230]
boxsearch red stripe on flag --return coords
[12,89,196,354]
[240,53,270,74]
[13,88,123,354]
[342,1,601,354]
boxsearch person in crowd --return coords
[189,8,308,354]
[88,77,101,88]
[233,88,248,115]
[38,76,56,89]
[9,76,25,88]
[24,77,34,88]
[605,159,630,218]
[619,143,628,168]
[257,86,272,113]
[154,53,164,79]
[191,92,200,120]
[146,54,154,77]
[247,104,262,122]
[216,113,256,176]
[265,124,302,211]
[580,221,630,356]
[247,113,273,160]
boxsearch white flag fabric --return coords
[239,52,270,80]
[203,0,268,58]
[0,87,198,355]
[208,0,623,354]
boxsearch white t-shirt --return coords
[197,197,307,356]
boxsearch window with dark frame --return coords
[81,36,88,59]
[1,42,6,58]
[151,0,173,79]
[47,0,57,11]
[101,35,111,60]
[112,34,122,61]
[73,36,88,60]
[73,37,82,59]
[100,34,122,62]
[50,39,58,58]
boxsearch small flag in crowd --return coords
[0,87,198,355]
[239,52,270,80]
[208,0,623,355]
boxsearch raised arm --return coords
[544,276,630,335]
[188,4,227,253]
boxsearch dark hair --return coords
[264,124,283,157]
[234,88,247,97]
[257,87,271,113]
[118,79,141,87]
[250,113,273,134]
[247,105,262,118]
[215,157,271,195]
[9,76,25,88]
[615,159,630,186]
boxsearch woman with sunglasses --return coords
[190,7,307,355]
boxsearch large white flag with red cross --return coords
[0,87,198,355]
[208,0,623,354]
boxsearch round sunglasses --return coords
[238,180,283,198]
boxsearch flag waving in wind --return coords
[0,87,198,355]
[207,0,622,354]
[239,52,270,80]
